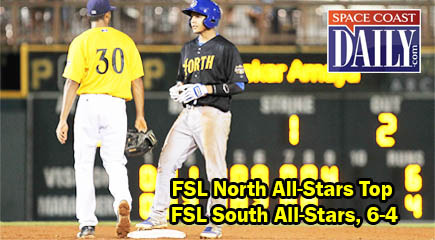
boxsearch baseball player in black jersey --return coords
[136,0,247,238]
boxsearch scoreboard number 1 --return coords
[289,114,300,146]
[376,113,398,148]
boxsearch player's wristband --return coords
[212,83,243,96]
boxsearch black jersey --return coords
[176,35,248,112]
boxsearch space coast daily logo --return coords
[327,10,420,73]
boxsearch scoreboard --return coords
[134,94,434,221]
[23,45,434,221]
[132,49,433,221]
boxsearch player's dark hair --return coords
[89,14,105,22]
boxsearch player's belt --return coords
[184,101,199,109]
[185,104,194,110]
[81,93,124,100]
[184,102,229,113]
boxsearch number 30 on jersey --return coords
[96,48,124,74]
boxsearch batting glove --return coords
[169,82,183,102]
[179,83,208,104]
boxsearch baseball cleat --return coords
[116,200,131,238]
[200,226,222,239]
[135,217,168,230]
[77,226,95,238]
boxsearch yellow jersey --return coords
[63,27,144,100]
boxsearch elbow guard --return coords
[212,83,244,96]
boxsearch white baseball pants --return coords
[74,94,132,229]
[150,106,231,221]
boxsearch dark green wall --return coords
[1,100,27,221]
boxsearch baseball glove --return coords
[125,129,157,157]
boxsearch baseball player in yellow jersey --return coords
[55,0,147,238]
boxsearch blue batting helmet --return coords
[182,0,221,29]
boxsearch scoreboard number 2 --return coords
[376,113,398,148]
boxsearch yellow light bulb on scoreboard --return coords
[138,165,158,220]
[279,164,298,205]
[320,165,339,183]
[230,164,249,183]
[300,164,318,182]
[189,165,200,179]
[251,164,270,208]
[300,164,319,208]
[404,193,422,219]
[182,166,200,205]
[139,193,154,219]
[289,114,300,146]
[230,164,249,209]
[139,164,157,192]
[405,164,423,192]
[279,164,298,179]
[376,113,398,148]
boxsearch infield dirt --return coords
[1,225,434,239]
